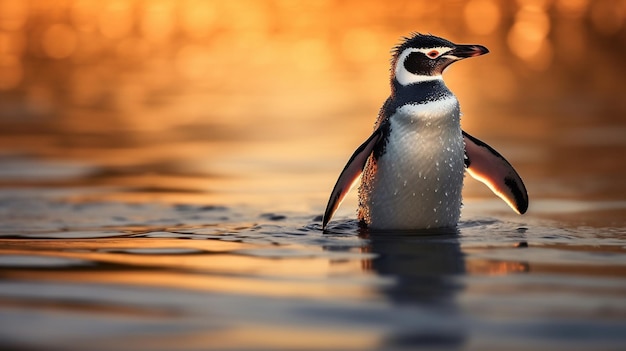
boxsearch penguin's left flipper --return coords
[463,131,529,214]
[323,129,383,230]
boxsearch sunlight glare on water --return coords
[0,0,625,350]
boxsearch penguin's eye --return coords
[426,50,440,59]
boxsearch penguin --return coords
[322,33,528,231]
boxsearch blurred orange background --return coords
[0,0,624,211]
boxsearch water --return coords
[1,1,626,350]
[0,196,624,350]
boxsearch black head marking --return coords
[391,33,488,86]
[391,33,456,76]
[392,33,456,58]
[403,51,436,75]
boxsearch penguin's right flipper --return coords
[322,129,383,230]
[463,131,529,214]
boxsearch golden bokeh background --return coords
[0,0,624,211]
[0,4,625,349]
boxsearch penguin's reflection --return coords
[360,229,464,307]
[321,220,530,348]
[359,228,467,348]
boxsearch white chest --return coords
[359,97,466,230]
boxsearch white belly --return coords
[358,98,465,230]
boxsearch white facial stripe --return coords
[414,47,453,57]
[442,54,460,60]
[396,72,442,85]
[395,47,450,86]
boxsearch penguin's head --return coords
[392,33,489,86]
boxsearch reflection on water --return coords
[0,200,624,350]
[363,231,466,307]
[0,1,625,350]
[363,231,468,348]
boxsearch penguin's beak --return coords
[447,44,489,59]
